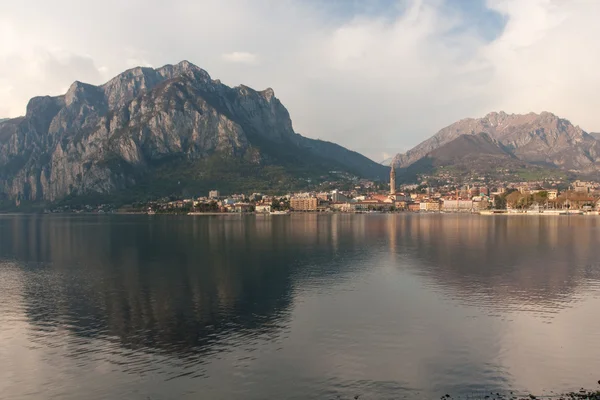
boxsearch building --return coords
[547,189,558,200]
[394,193,411,202]
[255,205,272,213]
[317,200,330,211]
[370,194,394,203]
[233,203,253,213]
[468,187,481,197]
[390,165,396,195]
[408,203,421,212]
[167,200,186,209]
[330,202,347,211]
[332,191,350,203]
[442,199,473,212]
[316,192,329,201]
[558,193,596,210]
[356,200,394,212]
[209,190,220,199]
[573,180,592,193]
[332,202,359,212]
[290,197,318,211]
[419,201,440,211]
[460,185,470,198]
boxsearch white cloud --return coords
[222,51,259,65]
[1,0,600,160]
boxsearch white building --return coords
[442,199,473,212]
[255,205,272,213]
[209,190,220,199]
[332,190,349,203]
[573,180,592,193]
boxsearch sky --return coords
[2,0,600,161]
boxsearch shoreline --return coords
[2,210,599,217]
[478,210,595,216]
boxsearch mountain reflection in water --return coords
[1,214,599,400]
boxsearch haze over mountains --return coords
[393,111,600,175]
[0,61,387,205]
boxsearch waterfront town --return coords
[48,166,600,215]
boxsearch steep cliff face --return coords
[0,61,386,203]
[393,111,600,172]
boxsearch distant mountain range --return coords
[0,61,387,206]
[393,111,600,178]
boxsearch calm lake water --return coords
[1,214,600,400]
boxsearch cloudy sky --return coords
[1,0,600,161]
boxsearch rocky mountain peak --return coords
[0,61,387,204]
[98,61,215,110]
[539,110,558,119]
[172,60,205,74]
[484,110,508,120]
[65,81,83,105]
[392,111,599,172]
[260,88,276,101]
[65,81,104,107]
[157,60,211,82]
[480,111,558,128]
[25,96,65,124]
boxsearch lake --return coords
[1,214,600,399]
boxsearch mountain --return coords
[380,157,393,166]
[420,132,513,164]
[393,111,600,173]
[405,132,537,177]
[589,132,600,141]
[0,61,387,206]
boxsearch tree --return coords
[271,198,281,211]
[494,195,507,210]
[505,191,525,209]
[532,191,548,208]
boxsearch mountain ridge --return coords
[392,111,600,173]
[0,61,387,206]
